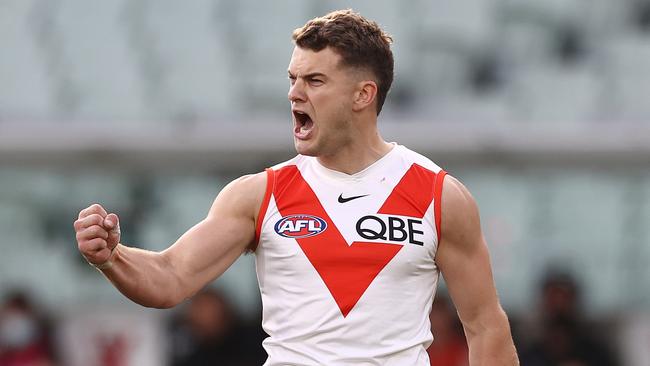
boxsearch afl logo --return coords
[274,215,327,238]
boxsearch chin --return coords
[294,140,319,157]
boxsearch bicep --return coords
[435,176,502,327]
[161,173,265,298]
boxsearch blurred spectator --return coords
[0,290,57,366]
[96,333,130,366]
[169,288,265,366]
[427,293,469,366]
[519,270,619,366]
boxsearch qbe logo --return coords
[275,214,328,238]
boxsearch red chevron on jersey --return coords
[273,164,438,317]
[379,163,437,217]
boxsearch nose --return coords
[288,78,306,103]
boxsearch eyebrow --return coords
[287,71,327,79]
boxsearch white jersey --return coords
[254,144,447,365]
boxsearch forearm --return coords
[98,244,186,308]
[465,310,519,366]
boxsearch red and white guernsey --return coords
[254,144,447,365]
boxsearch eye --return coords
[288,76,296,85]
[309,78,324,86]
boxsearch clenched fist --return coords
[73,203,121,268]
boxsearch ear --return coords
[352,80,378,112]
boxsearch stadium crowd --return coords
[0,269,621,366]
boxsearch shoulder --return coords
[230,171,268,192]
[208,171,268,219]
[270,154,304,170]
[396,144,444,173]
[440,175,482,245]
[441,175,477,212]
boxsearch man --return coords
[74,9,519,365]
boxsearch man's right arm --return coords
[435,175,519,365]
[73,172,267,309]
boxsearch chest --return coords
[261,173,439,279]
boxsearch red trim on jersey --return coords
[274,165,401,317]
[378,163,437,217]
[433,170,447,244]
[253,168,275,250]
[272,163,439,317]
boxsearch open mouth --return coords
[293,110,314,138]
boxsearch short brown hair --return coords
[292,9,394,115]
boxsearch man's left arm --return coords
[435,175,519,366]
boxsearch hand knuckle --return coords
[89,227,101,237]
[84,204,98,215]
[90,214,103,225]
[80,228,92,239]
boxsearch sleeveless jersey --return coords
[254,144,447,366]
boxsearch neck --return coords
[316,130,393,175]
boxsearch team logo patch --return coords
[275,215,327,238]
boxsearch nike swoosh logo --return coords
[338,194,369,203]
[273,164,438,317]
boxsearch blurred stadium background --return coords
[1,0,649,365]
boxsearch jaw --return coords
[294,135,319,156]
